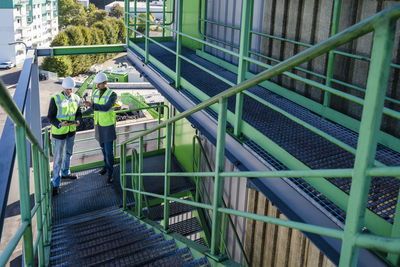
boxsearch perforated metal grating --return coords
[137,41,400,224]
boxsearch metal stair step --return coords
[50,230,163,266]
[182,257,211,267]
[51,216,138,241]
[52,211,131,235]
[52,206,121,228]
[50,223,149,257]
[193,238,207,247]
[82,239,178,267]
[169,217,202,237]
[148,199,195,221]
[51,219,140,247]
[141,247,194,266]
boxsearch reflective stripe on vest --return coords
[51,93,80,135]
[93,88,116,127]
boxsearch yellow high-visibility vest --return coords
[93,88,116,127]
[51,93,80,135]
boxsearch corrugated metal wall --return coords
[197,134,336,266]
[202,0,400,138]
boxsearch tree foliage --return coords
[42,0,129,77]
[109,3,124,19]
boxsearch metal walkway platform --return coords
[52,153,194,224]
[135,42,400,224]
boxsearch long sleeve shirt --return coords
[83,89,117,143]
[47,91,82,140]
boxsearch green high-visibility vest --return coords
[93,88,116,127]
[51,93,80,135]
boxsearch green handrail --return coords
[121,4,400,265]
[192,135,250,266]
[0,79,52,266]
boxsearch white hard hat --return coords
[62,77,75,89]
[93,72,108,83]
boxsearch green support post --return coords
[209,98,228,258]
[134,0,137,39]
[138,136,144,217]
[145,0,150,63]
[175,0,183,89]
[15,125,34,266]
[219,212,227,254]
[388,190,400,265]
[162,0,166,37]
[200,0,207,52]
[45,128,52,232]
[39,153,49,246]
[131,149,138,211]
[163,123,172,231]
[234,0,254,136]
[121,144,127,210]
[32,146,44,266]
[157,108,162,150]
[125,0,129,44]
[323,0,342,107]
[339,19,396,267]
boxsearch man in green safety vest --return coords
[47,77,82,196]
[84,72,117,183]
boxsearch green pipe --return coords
[15,125,34,266]
[221,169,352,178]
[163,123,172,230]
[32,232,42,259]
[0,222,29,266]
[210,98,228,256]
[367,166,400,177]
[339,19,396,267]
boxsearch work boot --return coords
[107,174,114,184]
[52,185,59,196]
[99,167,107,175]
[61,174,77,180]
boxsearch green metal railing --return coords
[69,105,168,158]
[0,81,52,266]
[192,135,250,266]
[123,4,400,266]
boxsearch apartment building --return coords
[0,0,58,66]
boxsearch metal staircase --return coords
[49,207,210,267]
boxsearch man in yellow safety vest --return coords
[84,72,117,183]
[47,77,81,196]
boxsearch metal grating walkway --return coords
[136,41,400,224]
[53,153,194,224]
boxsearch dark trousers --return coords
[100,141,114,175]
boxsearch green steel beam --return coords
[37,44,126,57]
[175,0,183,88]
[339,19,396,267]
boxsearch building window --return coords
[17,18,21,23]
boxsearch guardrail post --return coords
[323,0,342,108]
[125,0,130,43]
[210,97,227,258]
[145,0,150,63]
[234,0,254,136]
[121,144,127,210]
[39,153,49,246]
[388,190,400,265]
[32,146,44,266]
[44,128,52,235]
[163,122,172,231]
[15,125,34,266]
[138,136,144,217]
[339,19,396,267]
[134,0,137,39]
[200,0,207,52]
[113,140,117,159]
[162,0,166,37]
[175,0,183,89]
[157,108,162,150]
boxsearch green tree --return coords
[114,18,127,43]
[109,3,124,18]
[41,56,73,77]
[87,10,109,26]
[51,31,69,46]
[59,0,87,28]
